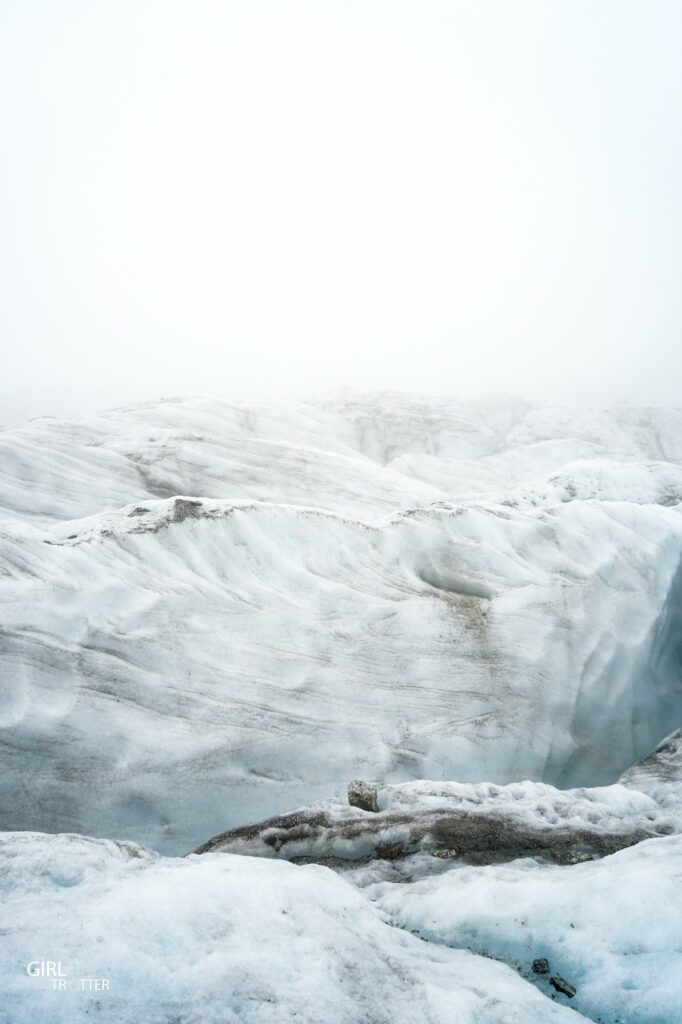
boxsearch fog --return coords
[1,1,681,426]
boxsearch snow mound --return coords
[0,830,586,1024]
[504,457,682,508]
[371,833,682,1024]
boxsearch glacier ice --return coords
[0,494,680,851]
[0,830,589,1024]
[2,736,681,1024]
[370,831,682,1024]
[193,775,681,865]
[1,394,682,1023]
[189,736,682,1023]
[1,396,682,852]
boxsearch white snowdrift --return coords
[0,831,586,1024]
[371,833,682,1024]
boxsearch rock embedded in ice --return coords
[194,777,677,865]
[549,976,576,998]
[347,780,379,812]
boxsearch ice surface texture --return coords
[187,744,682,1023]
[3,742,681,1024]
[194,776,680,864]
[1,395,682,851]
[369,831,682,1024]
[2,395,682,1023]
[0,831,587,1024]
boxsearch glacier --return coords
[1,393,682,1022]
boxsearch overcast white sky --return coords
[1,1,681,425]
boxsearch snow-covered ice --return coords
[0,831,588,1024]
[195,776,680,865]
[189,745,682,1023]
[2,744,681,1024]
[1,394,682,1022]
[2,394,682,524]
[1,400,682,852]
[370,833,682,1024]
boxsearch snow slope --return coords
[1,396,682,852]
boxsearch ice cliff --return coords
[1,394,681,1022]
[1,395,681,851]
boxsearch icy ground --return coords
[2,739,682,1024]
[1,394,682,1022]
[0,831,590,1024]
